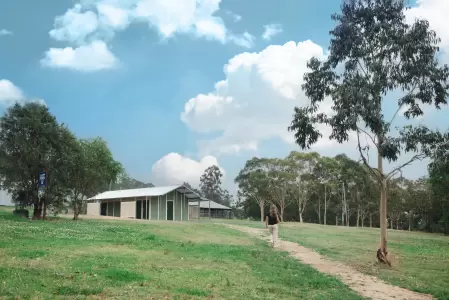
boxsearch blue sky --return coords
[0,0,447,192]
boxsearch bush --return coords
[13,208,29,219]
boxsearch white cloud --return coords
[0,80,24,104]
[49,4,100,44]
[45,0,252,70]
[180,40,337,156]
[41,40,117,72]
[405,0,449,63]
[226,11,242,22]
[229,32,255,48]
[0,80,47,107]
[151,152,223,188]
[0,29,12,36]
[262,24,283,41]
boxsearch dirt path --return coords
[222,224,433,300]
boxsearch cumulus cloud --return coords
[43,0,253,70]
[41,40,117,72]
[180,40,339,156]
[0,80,24,104]
[262,24,283,41]
[0,80,46,106]
[151,153,223,188]
[0,29,12,36]
[405,0,449,63]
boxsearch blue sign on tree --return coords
[39,171,47,188]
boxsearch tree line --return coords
[0,102,152,220]
[234,151,449,234]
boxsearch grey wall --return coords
[0,189,13,206]
[150,197,158,220]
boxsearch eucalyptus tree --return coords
[288,0,449,264]
[285,152,320,223]
[235,158,271,221]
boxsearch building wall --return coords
[159,194,167,220]
[150,197,158,219]
[121,201,135,219]
[0,189,13,206]
[84,191,192,221]
[87,202,99,215]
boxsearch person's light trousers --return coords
[269,224,278,247]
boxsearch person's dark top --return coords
[266,213,278,225]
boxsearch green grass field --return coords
[0,208,361,300]
[219,219,449,299]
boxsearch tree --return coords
[235,158,271,222]
[288,0,449,264]
[112,172,154,190]
[199,165,223,203]
[43,125,80,217]
[286,152,320,223]
[428,133,449,233]
[265,158,293,222]
[69,138,122,220]
[0,102,71,219]
[316,156,340,225]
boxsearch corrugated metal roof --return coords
[88,184,201,201]
[189,199,231,210]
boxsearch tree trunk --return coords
[280,205,284,222]
[370,213,372,228]
[377,148,389,266]
[336,215,338,226]
[42,199,47,220]
[73,199,79,221]
[324,186,327,225]
[390,217,393,230]
[33,197,42,220]
[356,207,360,227]
[318,197,321,225]
[299,212,303,223]
[408,213,412,231]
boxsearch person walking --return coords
[265,205,280,248]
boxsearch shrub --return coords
[13,208,29,219]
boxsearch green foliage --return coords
[288,0,449,173]
[199,165,233,206]
[69,137,123,219]
[0,102,124,220]
[12,208,29,219]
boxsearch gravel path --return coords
[222,224,433,300]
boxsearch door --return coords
[136,200,142,219]
[167,201,174,221]
[100,202,107,216]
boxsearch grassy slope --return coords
[0,209,361,300]
[221,219,449,299]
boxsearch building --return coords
[0,189,13,206]
[85,184,202,221]
[189,199,231,219]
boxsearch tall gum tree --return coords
[288,0,449,265]
[235,158,271,222]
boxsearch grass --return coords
[220,219,449,299]
[0,208,361,300]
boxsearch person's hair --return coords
[270,204,277,215]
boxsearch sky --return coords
[0,0,448,193]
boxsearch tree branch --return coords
[356,128,382,179]
[386,153,426,179]
[357,126,377,148]
[389,81,418,126]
